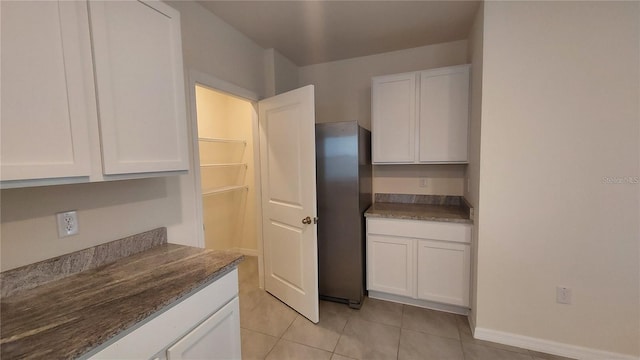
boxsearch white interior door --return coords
[258,85,319,323]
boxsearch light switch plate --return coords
[556,286,572,304]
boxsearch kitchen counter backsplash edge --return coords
[0,227,168,298]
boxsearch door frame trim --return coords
[186,69,265,289]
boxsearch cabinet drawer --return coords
[367,218,471,243]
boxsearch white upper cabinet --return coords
[0,1,93,182]
[1,1,188,188]
[371,65,470,164]
[419,66,470,163]
[371,73,417,163]
[89,1,188,175]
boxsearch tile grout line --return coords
[396,304,405,359]
[330,305,354,359]
[330,319,345,357]
[457,315,467,360]
[279,324,342,356]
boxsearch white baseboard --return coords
[368,290,469,315]
[231,247,259,257]
[474,327,639,360]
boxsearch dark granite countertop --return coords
[364,194,473,224]
[0,241,243,360]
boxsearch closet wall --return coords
[196,85,257,254]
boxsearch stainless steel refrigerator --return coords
[316,121,372,309]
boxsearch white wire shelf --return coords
[202,185,248,196]
[200,163,247,168]
[198,137,246,145]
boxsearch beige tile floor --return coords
[238,257,574,360]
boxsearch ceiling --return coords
[198,1,481,67]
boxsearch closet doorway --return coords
[194,83,261,262]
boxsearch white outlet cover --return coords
[56,211,79,238]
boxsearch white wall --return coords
[0,1,268,271]
[465,3,483,328]
[374,165,466,196]
[476,1,639,357]
[264,48,300,97]
[167,1,266,98]
[0,179,184,271]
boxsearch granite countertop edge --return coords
[365,193,474,224]
[77,251,243,359]
[364,209,473,224]
[0,229,244,360]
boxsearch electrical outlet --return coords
[556,286,572,304]
[419,178,428,188]
[56,211,79,238]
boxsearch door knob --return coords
[302,216,312,224]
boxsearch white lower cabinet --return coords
[366,218,471,312]
[166,297,241,360]
[87,269,241,360]
[367,235,415,297]
[417,239,470,307]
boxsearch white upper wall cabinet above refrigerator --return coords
[371,64,470,164]
[0,0,189,188]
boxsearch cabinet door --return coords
[417,239,470,307]
[372,73,417,163]
[89,1,188,175]
[367,234,415,297]
[166,297,241,360]
[419,65,469,163]
[1,1,92,181]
